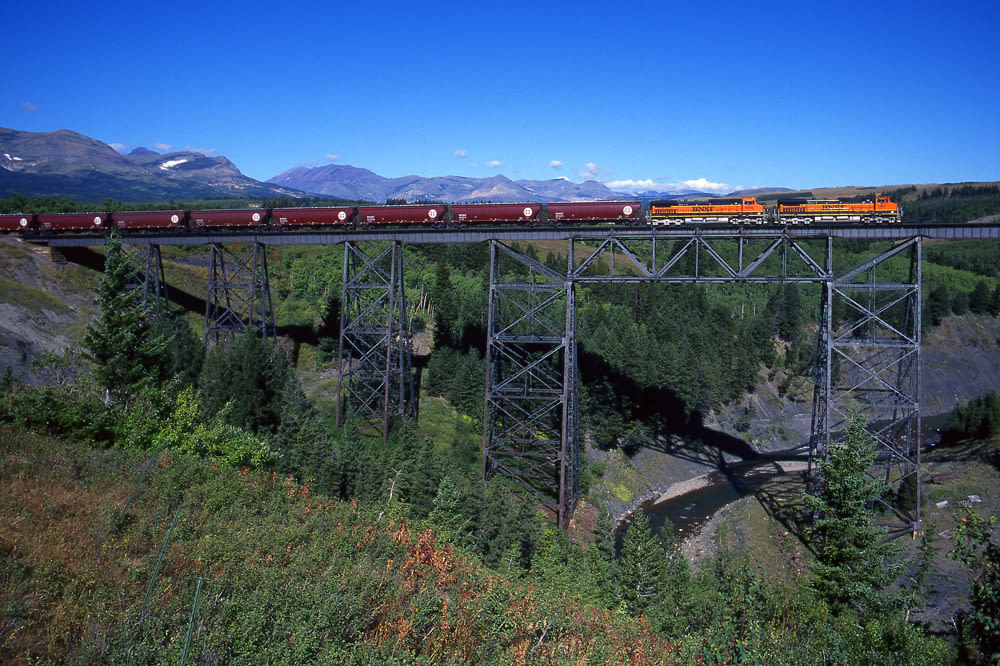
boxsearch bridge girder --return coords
[336,241,415,441]
[204,242,275,345]
[485,233,921,533]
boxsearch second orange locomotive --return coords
[775,195,901,224]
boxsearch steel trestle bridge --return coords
[38,222,1000,530]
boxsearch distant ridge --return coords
[267,163,799,204]
[0,127,305,202]
[268,163,623,203]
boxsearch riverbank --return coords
[649,474,716,505]
[647,472,732,567]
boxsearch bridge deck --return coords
[24,222,1000,247]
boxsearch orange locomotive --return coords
[776,195,901,224]
[648,197,766,225]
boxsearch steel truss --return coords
[482,232,921,533]
[336,241,415,441]
[117,243,170,317]
[568,230,830,283]
[204,243,276,345]
[810,237,921,537]
[482,240,578,527]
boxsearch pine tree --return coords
[272,374,341,495]
[199,330,290,434]
[802,413,901,614]
[404,437,444,519]
[82,235,170,404]
[970,280,992,315]
[617,510,667,617]
[431,261,454,348]
[157,310,204,387]
[428,475,470,547]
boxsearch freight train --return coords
[0,195,901,234]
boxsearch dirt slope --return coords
[0,238,99,378]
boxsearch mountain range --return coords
[0,128,304,202]
[266,164,652,203]
[0,127,789,204]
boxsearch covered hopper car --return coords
[0,213,35,232]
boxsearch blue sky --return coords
[4,0,998,193]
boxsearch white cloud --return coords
[549,160,563,169]
[678,177,732,193]
[486,160,502,168]
[454,149,466,158]
[326,154,340,162]
[603,177,732,194]
[578,162,603,179]
[110,143,127,153]
[153,142,172,152]
[184,145,218,156]
[21,101,42,113]
[603,178,656,190]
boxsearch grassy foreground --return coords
[1,426,677,665]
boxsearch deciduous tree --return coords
[949,507,1000,663]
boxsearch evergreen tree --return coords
[617,511,667,617]
[199,330,290,435]
[989,285,1000,317]
[431,261,454,347]
[650,520,691,633]
[427,475,470,547]
[776,283,802,340]
[953,289,971,315]
[271,374,341,496]
[470,482,540,571]
[593,508,620,584]
[970,280,992,315]
[82,235,170,404]
[514,510,619,609]
[926,285,952,326]
[156,310,204,387]
[802,413,901,614]
[403,437,445,519]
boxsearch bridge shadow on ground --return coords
[580,349,814,542]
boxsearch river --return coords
[628,411,952,541]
